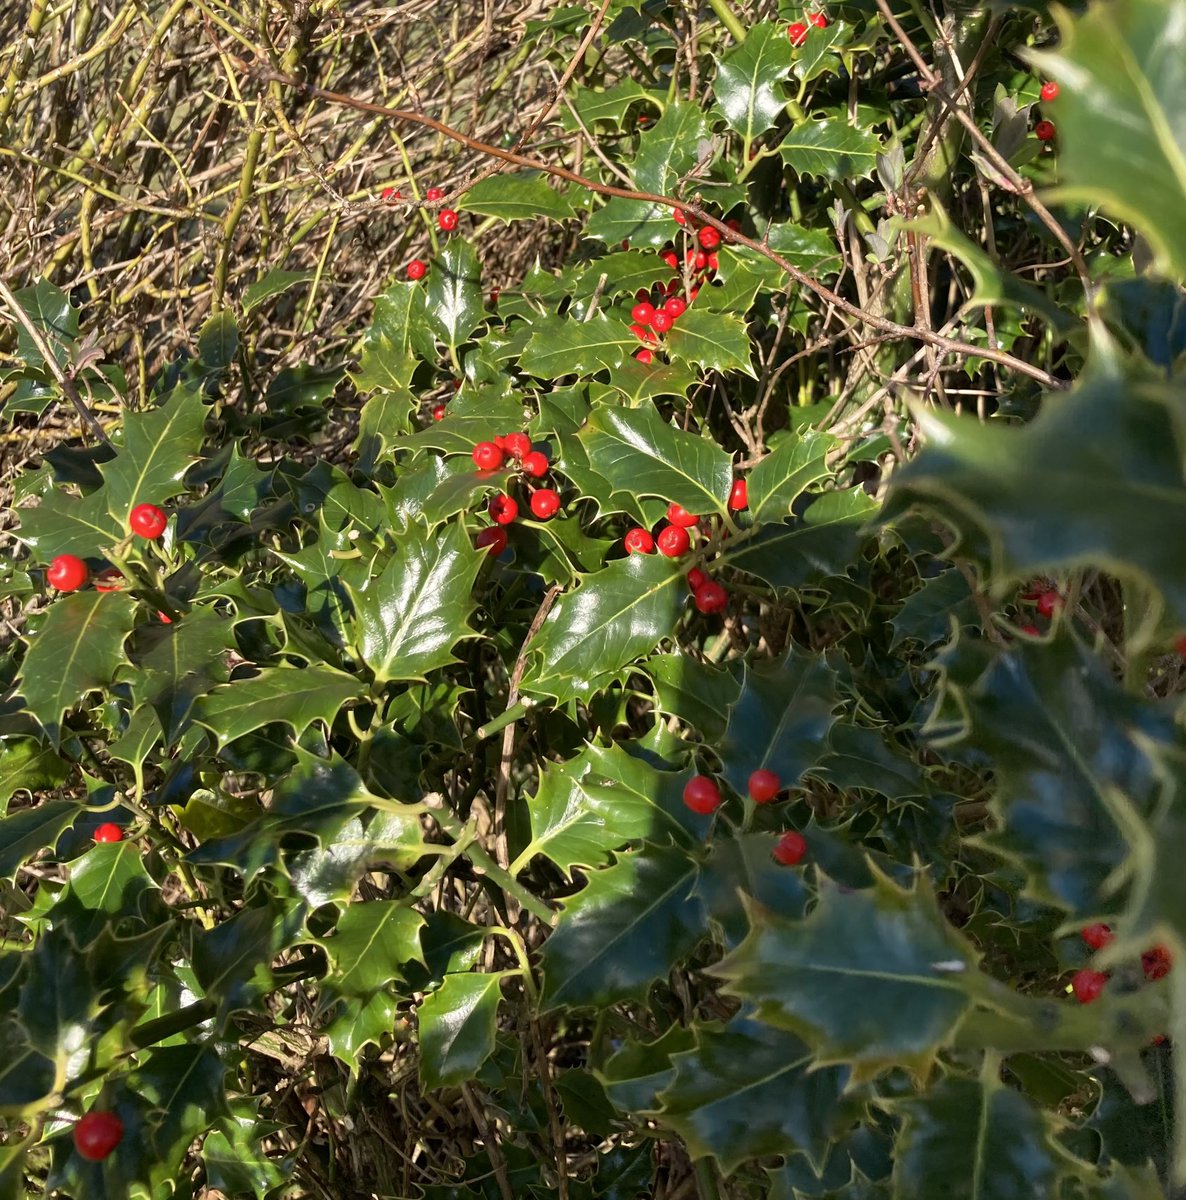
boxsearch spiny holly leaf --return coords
[568,78,655,127]
[584,197,671,247]
[355,387,417,472]
[747,429,836,521]
[519,313,637,378]
[49,841,159,946]
[512,741,701,878]
[1029,0,1186,282]
[522,554,685,703]
[200,1105,290,1198]
[460,171,576,222]
[717,647,842,797]
[599,1024,697,1114]
[192,665,363,749]
[654,1016,853,1173]
[425,239,484,351]
[892,1074,1063,1200]
[576,403,733,515]
[791,19,846,84]
[890,568,979,650]
[351,281,429,394]
[539,841,705,1011]
[649,652,742,741]
[0,741,69,813]
[633,101,711,194]
[319,901,425,997]
[713,22,794,140]
[711,872,977,1069]
[0,799,82,880]
[323,990,401,1064]
[932,633,1173,914]
[810,723,929,803]
[665,307,755,377]
[351,523,483,683]
[780,118,881,182]
[15,486,123,560]
[418,972,508,1090]
[9,280,77,370]
[884,352,1186,628]
[16,591,137,746]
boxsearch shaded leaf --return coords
[418,972,507,1090]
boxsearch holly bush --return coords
[2,0,1186,1196]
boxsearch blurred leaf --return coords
[889,568,978,650]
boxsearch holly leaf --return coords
[460,171,576,222]
[714,22,794,140]
[649,652,742,741]
[0,741,69,813]
[242,268,316,314]
[890,568,979,650]
[351,523,483,683]
[351,281,429,394]
[780,119,881,182]
[585,197,672,247]
[0,799,81,879]
[811,723,929,803]
[665,308,755,377]
[425,239,484,350]
[418,972,507,1090]
[711,873,977,1070]
[16,591,137,746]
[319,901,425,996]
[519,313,637,378]
[747,429,836,521]
[15,487,123,560]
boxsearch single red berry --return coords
[489,493,519,525]
[666,503,699,528]
[632,302,656,326]
[1175,633,1186,658]
[157,610,172,624]
[728,479,748,511]
[687,567,707,590]
[630,322,657,344]
[432,403,447,421]
[1036,589,1062,618]
[694,580,728,614]
[788,21,808,46]
[673,208,687,226]
[1035,119,1056,142]
[1019,623,1042,636]
[1081,923,1114,951]
[381,186,401,203]
[683,774,722,815]
[651,310,673,334]
[475,526,508,556]
[773,831,808,865]
[634,349,654,365]
[503,432,532,460]
[661,249,679,270]
[93,823,124,843]
[748,769,781,804]
[129,503,167,539]
[694,250,709,270]
[472,441,505,471]
[438,209,459,231]
[808,11,828,27]
[725,217,742,232]
[699,226,720,250]
[707,252,719,272]
[73,1110,123,1161]
[521,450,549,478]
[530,488,561,520]
[93,567,124,593]
[426,186,444,202]
[407,259,427,281]
[1040,80,1059,102]
[1072,968,1108,1004]
[664,296,687,319]
[656,525,691,558]
[624,528,655,555]
[1143,945,1173,982]
[47,554,88,592]
[490,288,500,304]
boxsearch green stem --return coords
[706,0,746,42]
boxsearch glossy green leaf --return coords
[418,972,507,1090]
[460,171,576,222]
[0,740,69,813]
[812,723,928,802]
[747,429,836,521]
[425,239,484,350]
[714,22,794,140]
[649,652,742,740]
[198,310,239,370]
[780,119,881,182]
[0,798,81,878]
[519,313,636,378]
[665,307,755,377]
[319,901,425,997]
[242,269,316,314]
[8,280,77,370]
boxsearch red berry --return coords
[1081,923,1114,951]
[1035,120,1056,142]
[381,186,401,203]
[530,488,561,520]
[157,610,172,624]
[407,259,427,281]
[624,528,655,555]
[630,322,657,344]
[472,441,505,471]
[694,250,708,271]
[1072,968,1108,1004]
[699,227,720,250]
[656,525,691,558]
[728,479,748,511]
[651,310,673,334]
[632,302,656,326]
[788,21,808,45]
[1040,80,1059,102]
[1036,589,1062,618]
[666,503,699,528]
[73,1111,123,1161]
[748,769,781,804]
[808,11,828,27]
[683,774,722,815]
[725,217,742,232]
[773,831,807,865]
[129,503,167,539]
[93,823,123,843]
[490,288,500,304]
[687,567,707,590]
[673,208,687,226]
[1143,945,1173,982]
[634,349,654,365]
[521,450,549,478]
[489,493,519,525]
[93,567,124,593]
[1019,623,1041,636]
[438,209,459,231]
[707,252,719,272]
[503,432,531,460]
[661,250,679,270]
[432,403,447,421]
[1175,633,1186,658]
[693,580,728,614]
[47,553,88,592]
[475,526,508,556]
[664,296,687,319]
[426,186,444,202]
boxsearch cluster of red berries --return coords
[787,10,828,47]
[42,504,167,595]
[1035,80,1058,143]
[395,186,460,279]
[1071,922,1173,1005]
[682,769,806,863]
[470,433,558,556]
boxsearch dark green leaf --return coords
[665,307,755,377]
[418,972,507,1089]
[425,239,484,350]
[242,269,316,314]
[714,22,794,140]
[198,310,239,370]
[520,314,637,378]
[0,798,81,878]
